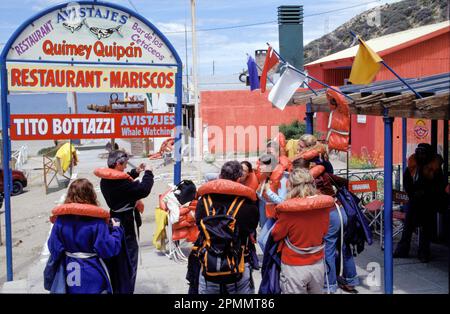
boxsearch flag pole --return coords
[267,43,353,102]
[246,53,275,86]
[349,31,423,99]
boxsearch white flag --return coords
[268,66,306,110]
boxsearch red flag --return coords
[260,46,279,93]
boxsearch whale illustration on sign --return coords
[62,20,84,33]
[83,19,123,40]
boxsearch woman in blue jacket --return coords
[46,178,124,294]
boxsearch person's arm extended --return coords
[94,222,124,259]
[128,168,140,179]
[265,188,284,204]
[124,170,154,200]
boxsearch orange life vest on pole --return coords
[326,87,350,152]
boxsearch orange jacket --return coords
[241,172,259,191]
[326,87,350,151]
[272,195,334,266]
[159,189,199,242]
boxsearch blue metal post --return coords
[402,118,407,175]
[1,59,13,281]
[173,65,183,185]
[305,102,314,135]
[383,115,394,294]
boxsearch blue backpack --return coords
[335,186,373,255]
[259,233,281,294]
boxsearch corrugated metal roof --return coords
[306,21,450,66]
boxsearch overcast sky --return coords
[0,0,402,78]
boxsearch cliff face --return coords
[304,0,449,64]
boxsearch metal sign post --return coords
[0,0,183,281]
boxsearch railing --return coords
[334,165,403,204]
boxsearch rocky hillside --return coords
[304,0,449,64]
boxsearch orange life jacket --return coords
[159,189,199,242]
[309,165,325,179]
[94,168,145,213]
[291,143,327,163]
[197,179,257,201]
[273,195,335,265]
[50,203,110,224]
[241,172,259,191]
[326,87,350,151]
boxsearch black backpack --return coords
[197,195,246,284]
[173,180,197,205]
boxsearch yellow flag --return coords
[349,37,383,84]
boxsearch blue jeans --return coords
[198,263,254,294]
[323,206,359,293]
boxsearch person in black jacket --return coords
[95,150,154,292]
[195,161,259,294]
[394,143,447,262]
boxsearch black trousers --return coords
[396,201,435,257]
[125,233,139,293]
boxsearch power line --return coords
[164,0,381,34]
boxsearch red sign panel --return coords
[348,180,378,193]
[10,113,175,140]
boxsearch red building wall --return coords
[200,90,306,154]
[305,29,450,165]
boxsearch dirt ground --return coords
[0,139,211,285]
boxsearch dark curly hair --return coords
[220,161,243,181]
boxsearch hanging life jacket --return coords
[326,87,350,152]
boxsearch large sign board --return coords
[11,113,175,140]
[7,63,176,93]
[6,3,176,65]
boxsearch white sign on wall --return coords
[7,3,176,65]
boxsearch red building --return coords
[200,90,306,154]
[305,21,450,164]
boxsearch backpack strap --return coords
[226,197,246,218]
[202,195,214,216]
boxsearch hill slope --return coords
[304,0,449,64]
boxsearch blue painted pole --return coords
[1,59,13,281]
[383,114,394,294]
[402,118,407,175]
[305,102,314,135]
[173,65,183,185]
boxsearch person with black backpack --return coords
[193,161,259,294]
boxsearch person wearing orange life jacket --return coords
[271,168,335,294]
[292,157,358,293]
[256,153,289,227]
[293,134,334,174]
[94,150,154,293]
[194,161,259,294]
[239,161,259,191]
[45,179,130,294]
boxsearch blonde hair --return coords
[287,168,317,199]
[299,134,317,148]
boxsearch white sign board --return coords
[6,3,176,65]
